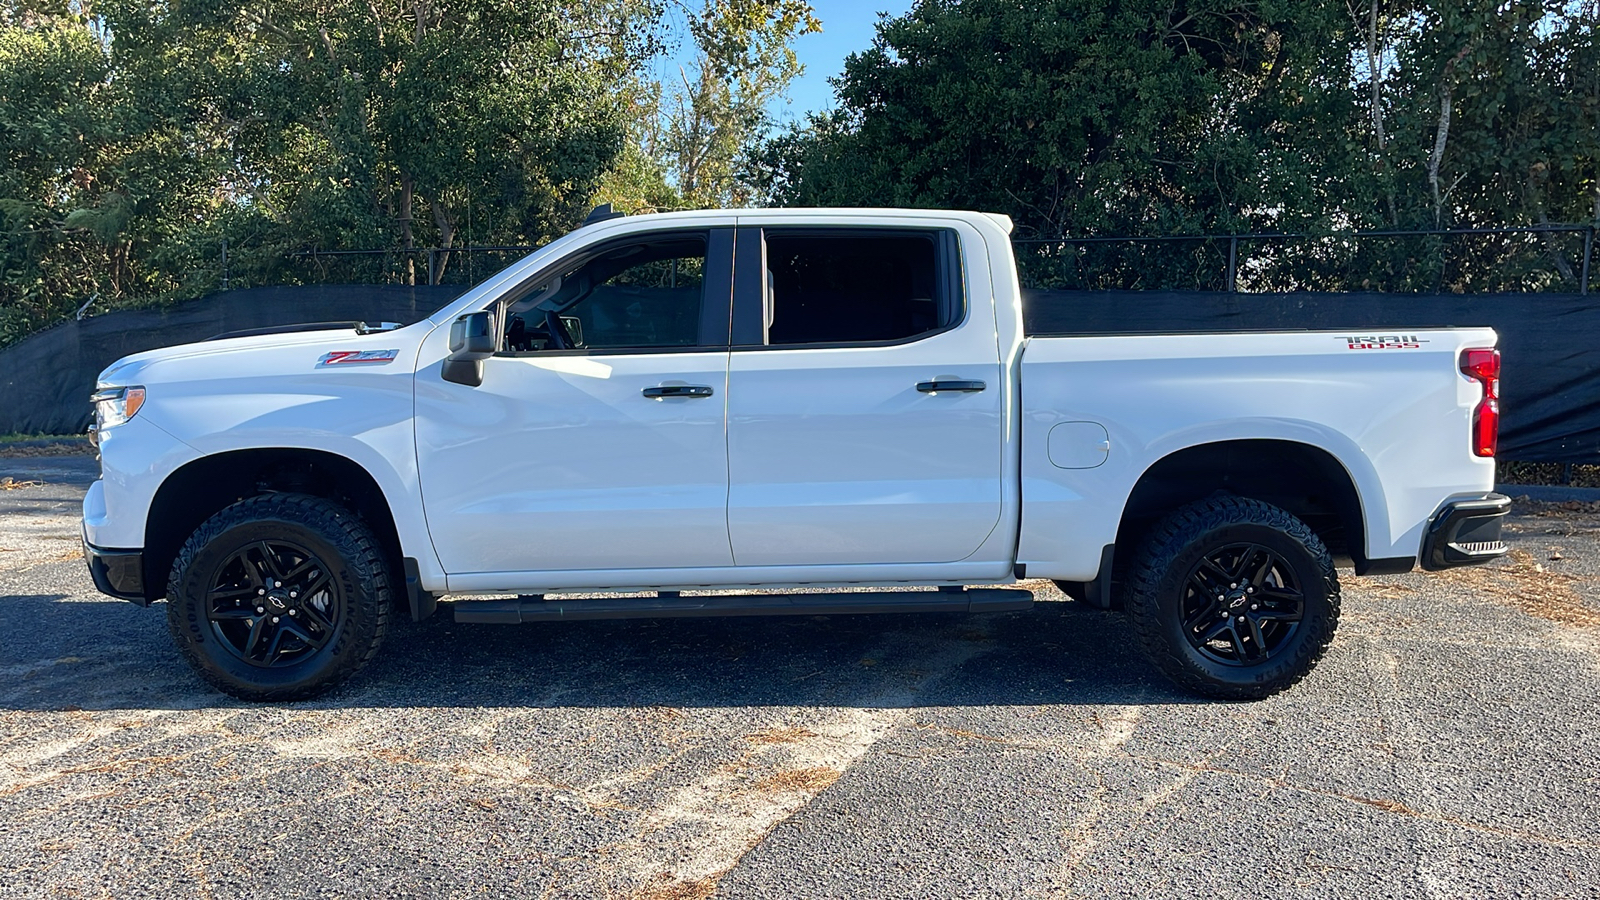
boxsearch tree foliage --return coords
[0,8,118,344]
[659,0,818,207]
[96,0,662,281]
[598,0,818,212]
[0,0,815,341]
[753,0,1600,292]
[3,0,1596,347]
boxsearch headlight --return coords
[91,385,145,432]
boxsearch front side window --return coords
[764,233,948,345]
[505,234,708,352]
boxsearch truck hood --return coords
[95,321,433,388]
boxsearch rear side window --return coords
[763,233,953,345]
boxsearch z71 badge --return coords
[1338,335,1429,350]
[318,349,400,367]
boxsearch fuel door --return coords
[1047,421,1111,469]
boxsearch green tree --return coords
[0,0,825,345]
[658,0,818,208]
[593,0,820,213]
[754,2,1361,237]
[1347,0,1599,289]
[97,0,664,282]
[0,6,117,344]
[0,0,669,339]
[756,0,1600,291]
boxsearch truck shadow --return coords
[0,588,1198,711]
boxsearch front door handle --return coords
[916,380,986,394]
[642,384,715,399]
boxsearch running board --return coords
[451,587,1035,624]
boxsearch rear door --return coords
[724,224,1005,566]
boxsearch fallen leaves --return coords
[751,766,841,795]
[743,725,818,746]
[631,877,719,900]
[1438,549,1600,627]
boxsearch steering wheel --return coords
[543,310,571,350]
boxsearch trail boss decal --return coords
[1338,335,1429,350]
[318,349,400,367]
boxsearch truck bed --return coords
[1015,327,1498,580]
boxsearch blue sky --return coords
[658,0,917,122]
[776,0,917,121]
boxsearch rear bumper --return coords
[1421,493,1511,571]
[83,534,148,604]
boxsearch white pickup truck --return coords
[82,207,1509,702]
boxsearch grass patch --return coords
[631,879,719,900]
[0,441,94,459]
[752,766,841,794]
[0,433,86,444]
[1500,461,1600,488]
[744,726,818,746]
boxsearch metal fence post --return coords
[427,249,438,286]
[1582,226,1593,295]
[220,238,229,291]
[1226,235,1238,292]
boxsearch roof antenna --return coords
[583,203,626,226]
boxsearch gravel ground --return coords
[1,456,1598,899]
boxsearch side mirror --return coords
[559,315,584,348]
[443,310,494,386]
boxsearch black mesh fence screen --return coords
[1,280,1595,464]
[1024,289,1600,464]
[0,284,463,435]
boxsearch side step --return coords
[452,587,1035,624]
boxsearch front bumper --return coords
[1420,493,1511,571]
[83,534,148,604]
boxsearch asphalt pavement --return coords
[1,454,1597,898]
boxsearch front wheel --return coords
[1126,496,1339,700]
[166,493,391,701]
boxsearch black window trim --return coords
[730,226,967,351]
[489,226,735,358]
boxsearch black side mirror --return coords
[559,315,584,349]
[443,310,494,386]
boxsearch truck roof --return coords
[578,206,1015,235]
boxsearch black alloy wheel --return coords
[1126,495,1339,700]
[1179,542,1304,666]
[205,539,343,668]
[167,493,391,701]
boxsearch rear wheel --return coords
[166,493,391,701]
[1127,496,1339,700]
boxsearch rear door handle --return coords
[642,384,715,399]
[916,380,986,394]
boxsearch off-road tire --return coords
[166,493,391,701]
[1126,495,1339,700]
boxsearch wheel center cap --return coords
[265,592,290,612]
[1226,590,1249,610]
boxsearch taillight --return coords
[1459,348,1500,457]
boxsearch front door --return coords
[415,227,735,576]
[725,226,1005,566]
